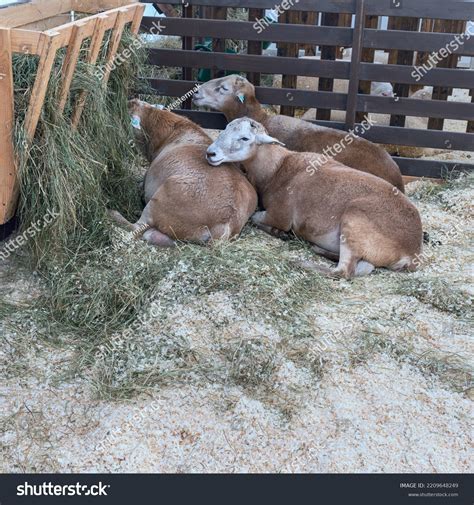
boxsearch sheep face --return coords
[193,75,254,111]
[206,118,283,166]
[371,81,394,97]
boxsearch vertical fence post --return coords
[428,19,466,131]
[210,7,227,79]
[316,12,339,120]
[0,28,17,224]
[345,0,365,130]
[302,11,319,56]
[247,8,264,86]
[388,16,419,127]
[356,14,378,123]
[182,3,194,109]
[278,9,299,117]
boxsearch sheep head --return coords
[193,75,256,113]
[207,117,283,166]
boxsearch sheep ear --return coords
[255,133,285,146]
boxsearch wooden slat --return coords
[388,17,420,127]
[316,12,340,121]
[139,0,474,21]
[357,9,378,123]
[101,8,128,84]
[181,3,194,109]
[71,15,108,128]
[148,48,351,79]
[359,62,473,89]
[302,11,318,56]
[247,8,264,85]
[148,48,473,89]
[0,28,18,224]
[140,16,474,56]
[428,20,466,131]
[12,5,138,52]
[10,29,42,55]
[0,0,74,28]
[278,10,299,117]
[345,0,365,129]
[24,33,62,140]
[57,20,89,115]
[141,17,354,46]
[130,2,145,34]
[469,87,474,134]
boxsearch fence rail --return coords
[139,0,474,178]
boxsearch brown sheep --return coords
[193,75,405,192]
[206,118,423,279]
[109,100,257,246]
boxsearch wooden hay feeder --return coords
[0,0,145,225]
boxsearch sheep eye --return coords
[241,137,250,142]
[221,86,228,92]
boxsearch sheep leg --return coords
[251,211,290,239]
[142,228,176,248]
[311,245,340,262]
[108,209,175,247]
[108,210,142,233]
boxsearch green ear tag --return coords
[131,115,141,130]
[237,93,246,104]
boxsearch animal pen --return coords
[1,0,473,229]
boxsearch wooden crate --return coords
[0,0,145,225]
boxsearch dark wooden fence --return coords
[139,0,474,179]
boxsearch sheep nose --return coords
[206,149,217,160]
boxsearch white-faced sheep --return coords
[109,100,257,246]
[206,118,423,279]
[193,75,404,192]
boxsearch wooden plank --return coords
[247,7,264,85]
[17,13,72,31]
[364,27,474,56]
[0,28,18,223]
[76,0,138,10]
[24,33,62,140]
[71,15,108,127]
[148,48,351,79]
[10,5,138,53]
[302,11,318,56]
[389,17,420,127]
[130,2,145,33]
[148,47,474,88]
[181,3,194,109]
[316,12,339,120]
[359,62,473,89]
[278,10,300,117]
[57,20,89,115]
[10,29,42,55]
[428,20,465,131]
[141,16,354,46]
[101,8,128,84]
[346,0,365,129]
[0,0,74,28]
[139,0,474,21]
[357,11,377,123]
